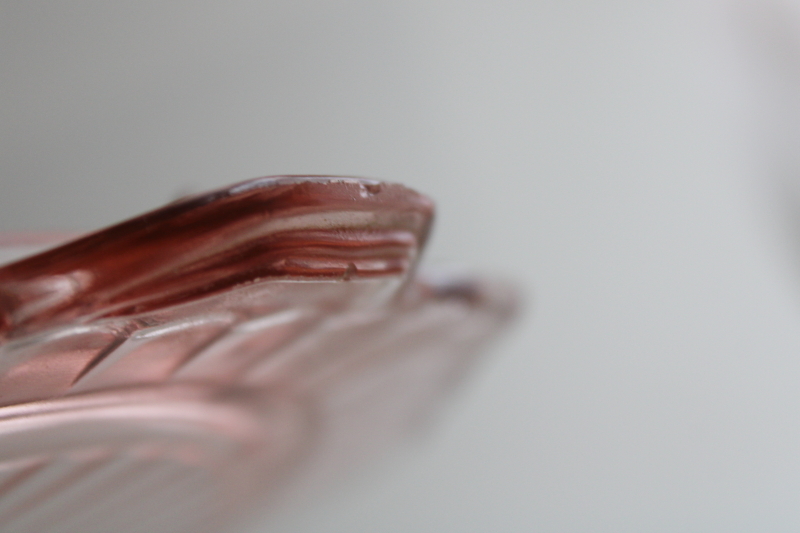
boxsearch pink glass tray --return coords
[0,176,514,533]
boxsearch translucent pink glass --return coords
[0,176,514,533]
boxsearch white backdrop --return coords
[2,1,800,531]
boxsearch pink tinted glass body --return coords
[0,177,514,533]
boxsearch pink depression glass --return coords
[0,176,515,533]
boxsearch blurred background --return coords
[3,0,800,531]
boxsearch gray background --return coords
[3,1,800,531]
